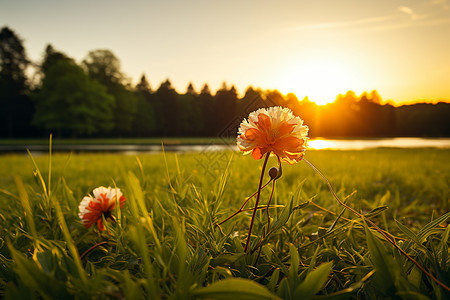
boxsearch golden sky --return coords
[2,0,450,105]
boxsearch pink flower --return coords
[237,106,309,164]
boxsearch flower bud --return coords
[269,167,279,180]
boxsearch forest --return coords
[1,26,449,139]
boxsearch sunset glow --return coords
[308,139,336,150]
[275,57,361,105]
[1,0,450,105]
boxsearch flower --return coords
[237,106,309,164]
[78,186,126,231]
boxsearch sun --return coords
[275,58,360,105]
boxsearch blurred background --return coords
[1,0,449,139]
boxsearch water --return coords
[1,138,449,155]
[307,138,450,150]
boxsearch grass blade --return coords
[293,262,333,299]
[192,278,280,300]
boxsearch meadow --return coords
[0,137,235,146]
[0,148,449,299]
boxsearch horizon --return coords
[2,0,450,106]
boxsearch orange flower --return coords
[78,186,126,231]
[237,106,308,164]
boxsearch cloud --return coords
[431,0,449,10]
[287,4,448,34]
[398,6,414,15]
[363,17,450,32]
[398,6,428,20]
[288,16,395,32]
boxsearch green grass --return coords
[0,137,235,145]
[0,148,449,299]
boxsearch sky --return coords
[1,0,450,105]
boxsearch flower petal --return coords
[277,121,295,137]
[252,147,263,160]
[79,186,126,230]
[97,218,105,231]
[256,113,272,131]
[236,106,308,163]
[245,128,262,141]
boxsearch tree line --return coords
[1,26,449,139]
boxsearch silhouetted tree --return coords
[354,92,381,136]
[292,97,318,136]
[264,89,285,107]
[132,74,156,136]
[32,58,115,137]
[136,74,152,93]
[110,85,138,135]
[381,103,397,136]
[213,83,238,136]
[41,44,70,74]
[186,82,196,95]
[239,87,265,117]
[82,49,124,85]
[198,83,214,135]
[177,83,203,135]
[369,90,382,104]
[284,93,300,109]
[396,103,450,136]
[155,79,179,136]
[82,49,137,135]
[0,26,33,137]
[2,27,450,139]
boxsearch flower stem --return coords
[80,241,109,261]
[217,178,274,226]
[265,180,276,236]
[244,152,271,253]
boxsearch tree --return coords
[369,90,382,104]
[238,87,267,127]
[186,82,196,95]
[82,49,137,135]
[264,89,285,107]
[109,84,138,135]
[176,83,203,136]
[213,83,238,136]
[132,74,156,136]
[41,44,71,74]
[0,26,33,137]
[154,79,179,136]
[198,83,214,135]
[82,49,124,86]
[136,74,152,94]
[291,96,318,136]
[32,58,115,137]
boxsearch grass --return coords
[0,137,235,145]
[0,148,449,299]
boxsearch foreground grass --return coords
[0,148,449,299]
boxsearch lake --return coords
[307,137,450,150]
[1,137,449,155]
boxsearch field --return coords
[0,137,235,145]
[0,148,449,299]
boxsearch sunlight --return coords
[307,139,338,150]
[275,58,360,105]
